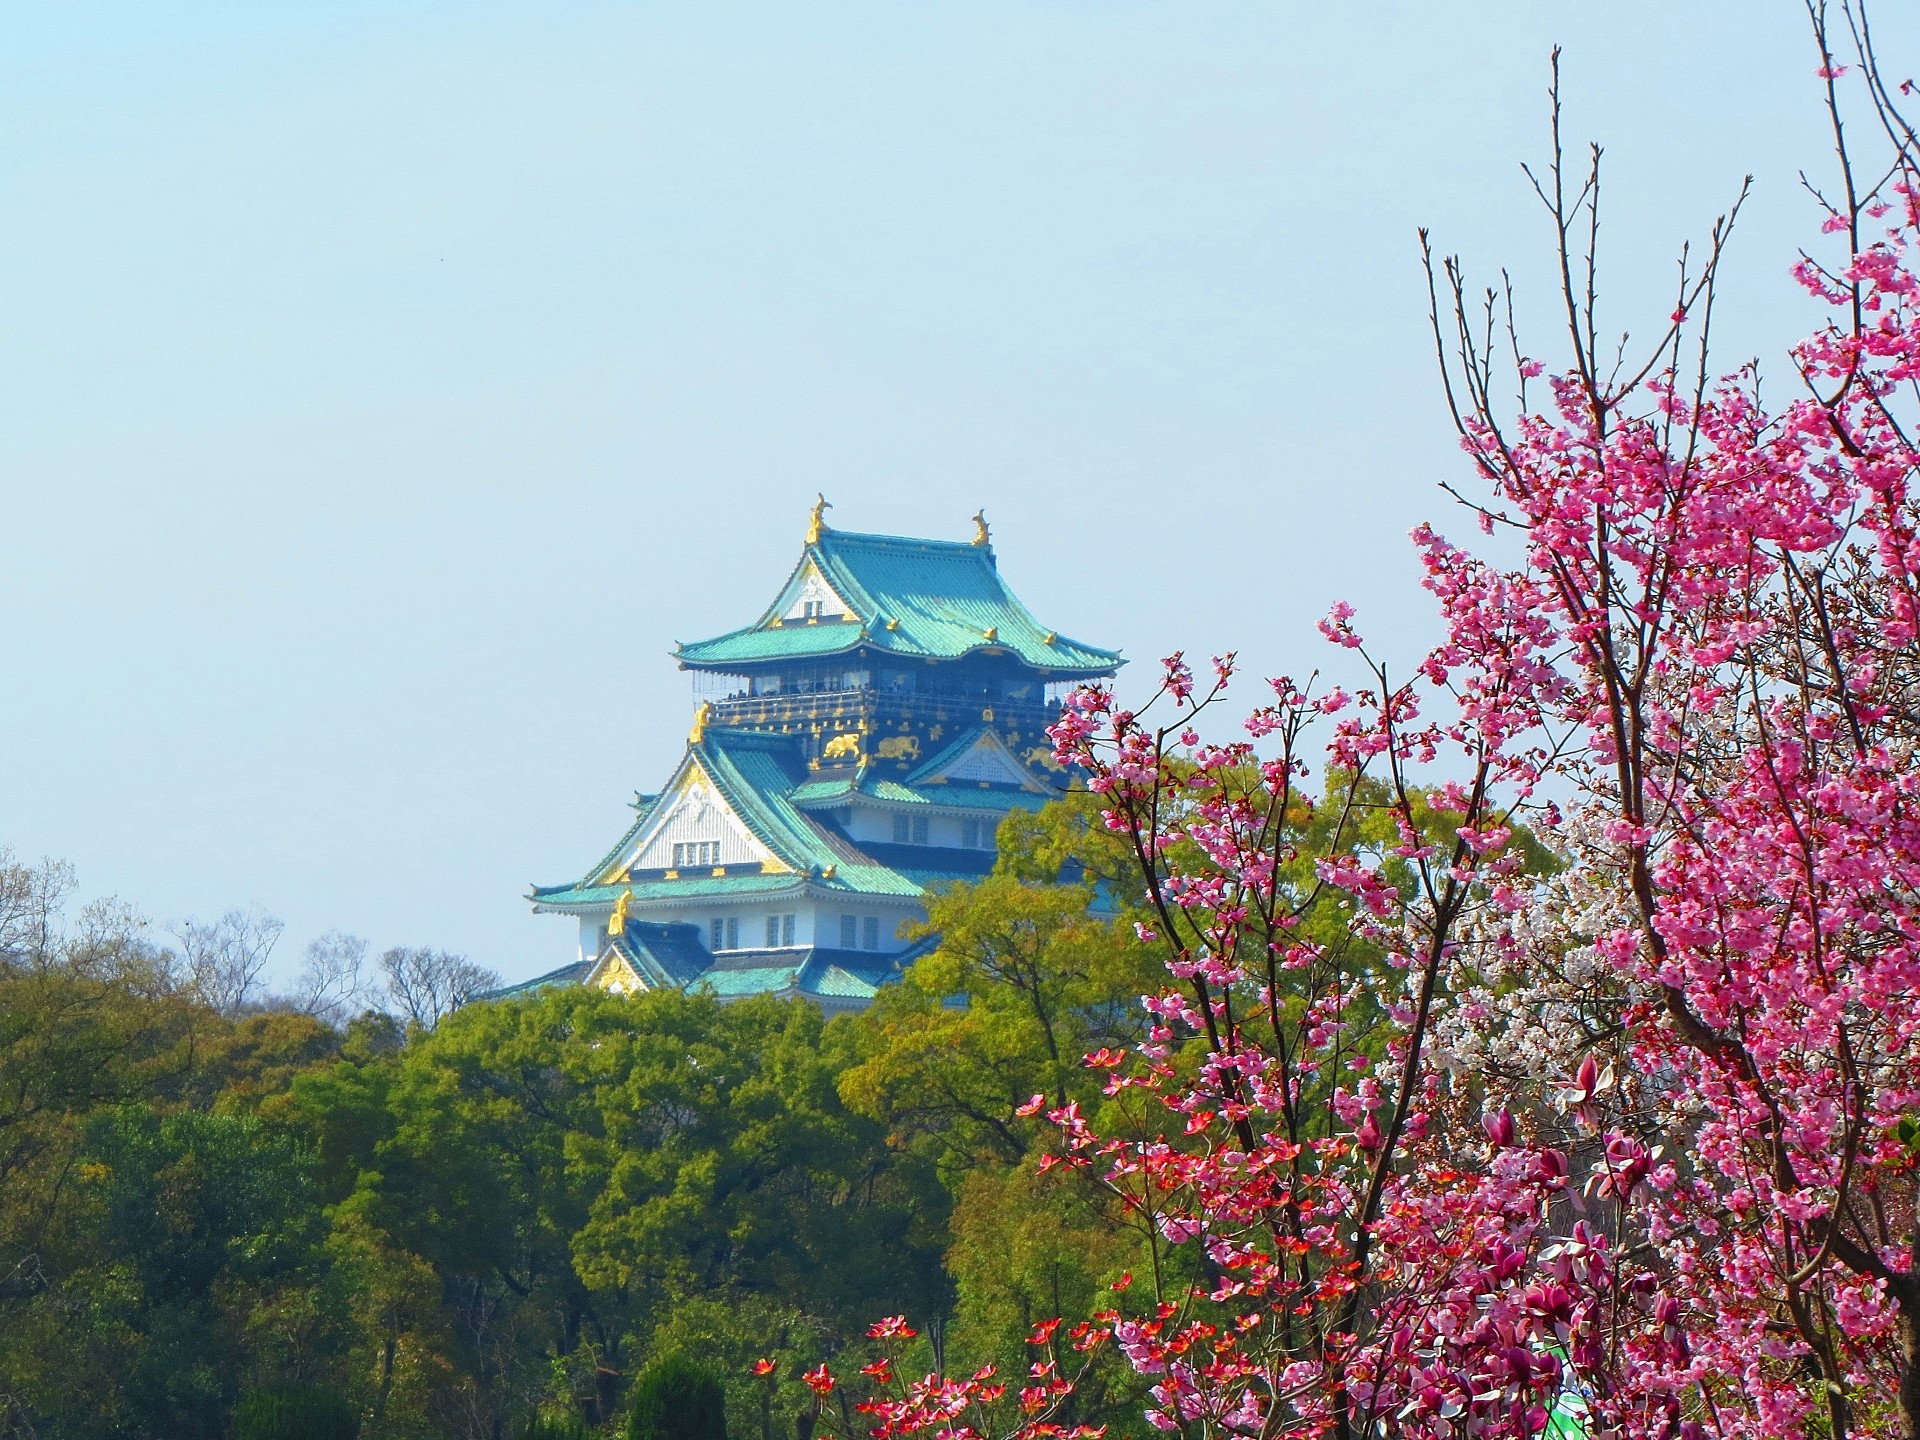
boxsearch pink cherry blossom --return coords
[798,23,1920,1440]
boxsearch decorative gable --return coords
[619,768,775,874]
[916,729,1047,790]
[775,560,856,624]
[585,947,649,996]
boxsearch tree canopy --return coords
[0,819,1161,1439]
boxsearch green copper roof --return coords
[700,962,805,997]
[675,529,1120,676]
[807,964,882,999]
[695,730,927,897]
[786,769,1053,814]
[609,925,712,988]
[473,960,593,1001]
[680,622,865,664]
[690,948,900,1002]
[533,728,979,909]
[530,871,805,911]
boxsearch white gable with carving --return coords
[626,770,772,871]
[775,561,855,623]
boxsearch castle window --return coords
[764,913,797,948]
[962,819,989,848]
[802,600,825,620]
[862,916,881,951]
[710,916,739,952]
[891,815,929,845]
[782,913,796,947]
[840,914,857,948]
[673,841,720,868]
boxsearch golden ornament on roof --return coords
[609,888,633,936]
[807,493,832,544]
[970,509,990,546]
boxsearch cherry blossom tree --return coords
[797,5,1920,1436]
[1406,4,1920,1432]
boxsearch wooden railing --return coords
[704,689,1062,735]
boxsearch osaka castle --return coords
[507,499,1121,1011]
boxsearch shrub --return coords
[626,1354,726,1440]
[523,1416,595,1440]
[231,1384,360,1440]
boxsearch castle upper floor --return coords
[673,502,1120,685]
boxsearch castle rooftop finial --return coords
[807,493,833,544]
[970,508,990,546]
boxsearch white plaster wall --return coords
[612,894,925,955]
[844,805,894,845]
[843,801,1006,849]
[818,898,926,953]
[578,912,609,962]
[632,780,765,869]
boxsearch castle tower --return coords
[508,502,1120,1011]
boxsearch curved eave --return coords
[530,875,930,915]
[674,528,1122,676]
[787,786,1052,816]
[675,631,1120,678]
[529,873,813,912]
[673,619,863,666]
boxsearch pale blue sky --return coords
[3,2,1907,984]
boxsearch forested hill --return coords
[0,801,1171,1439]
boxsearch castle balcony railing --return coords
[704,687,1066,738]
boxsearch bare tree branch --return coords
[170,907,284,1016]
[377,946,499,1030]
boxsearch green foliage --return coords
[625,1354,727,1440]
[274,984,948,1434]
[520,1415,596,1440]
[0,811,1197,1437]
[64,1106,323,1438]
[838,844,1163,1177]
[835,795,1165,1405]
[232,1384,361,1440]
[191,1012,342,1113]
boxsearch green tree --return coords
[278,985,948,1435]
[0,852,356,1440]
[626,1354,726,1440]
[521,1417,595,1440]
[232,1383,361,1440]
[9,1106,325,1439]
[0,859,201,1265]
[838,874,1152,1172]
[832,797,1163,1415]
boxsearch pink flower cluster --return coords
[799,34,1920,1440]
